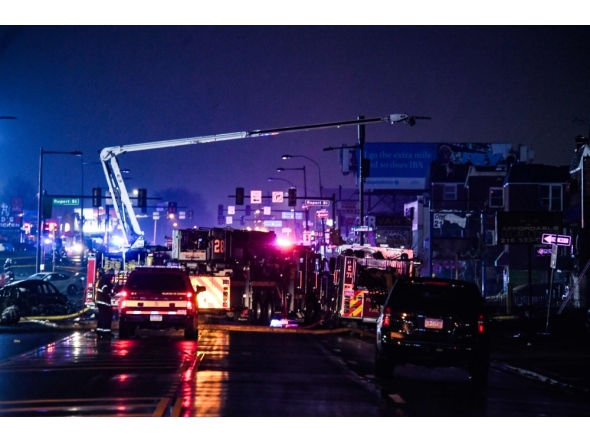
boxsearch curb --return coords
[492,362,590,395]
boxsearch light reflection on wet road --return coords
[1,326,590,417]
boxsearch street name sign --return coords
[352,225,372,232]
[53,198,80,206]
[305,200,330,207]
[541,233,571,247]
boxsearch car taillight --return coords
[187,292,195,312]
[119,291,127,309]
[383,306,391,327]
[477,314,485,334]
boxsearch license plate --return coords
[425,318,443,329]
[150,314,163,322]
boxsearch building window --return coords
[443,184,457,200]
[489,188,504,208]
[539,185,562,211]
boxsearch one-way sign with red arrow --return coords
[541,233,571,246]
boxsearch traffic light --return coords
[240,215,245,226]
[236,187,244,205]
[167,201,177,216]
[137,188,147,212]
[188,210,193,220]
[92,188,102,207]
[44,221,57,234]
[245,205,251,216]
[42,197,53,219]
[288,188,297,206]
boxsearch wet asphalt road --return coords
[1,324,590,417]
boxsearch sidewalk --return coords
[489,315,590,394]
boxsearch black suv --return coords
[117,267,198,340]
[375,277,490,385]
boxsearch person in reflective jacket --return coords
[96,268,114,339]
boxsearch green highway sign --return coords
[304,200,330,207]
[52,198,80,206]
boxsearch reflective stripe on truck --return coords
[190,276,229,309]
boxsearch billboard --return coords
[496,211,563,245]
[360,143,514,190]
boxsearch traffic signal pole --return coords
[358,116,366,246]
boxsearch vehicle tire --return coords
[119,320,132,339]
[304,295,320,325]
[375,348,395,379]
[67,284,77,295]
[1,305,20,326]
[264,299,274,324]
[254,299,264,325]
[184,317,198,340]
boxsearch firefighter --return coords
[96,268,114,339]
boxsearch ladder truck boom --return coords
[99,113,424,249]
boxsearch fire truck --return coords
[170,227,326,325]
[90,112,422,323]
[328,244,419,328]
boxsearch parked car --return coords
[0,279,75,325]
[117,266,198,340]
[375,277,490,386]
[27,272,84,295]
[0,242,15,252]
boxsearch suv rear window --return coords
[126,272,188,292]
[388,280,483,314]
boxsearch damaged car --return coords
[0,279,75,325]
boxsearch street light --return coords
[267,177,296,188]
[282,154,325,253]
[37,148,83,273]
[282,154,322,197]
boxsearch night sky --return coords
[1,24,589,240]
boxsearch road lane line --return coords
[389,394,406,404]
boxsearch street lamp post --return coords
[282,154,322,197]
[277,166,308,234]
[80,161,101,248]
[282,154,325,253]
[36,148,83,273]
[267,177,296,188]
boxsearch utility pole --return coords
[358,116,366,245]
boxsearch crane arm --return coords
[99,113,425,249]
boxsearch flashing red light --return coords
[118,291,128,309]
[187,292,195,312]
[277,238,293,247]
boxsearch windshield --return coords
[28,273,46,280]
[388,280,483,314]
[126,273,187,292]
